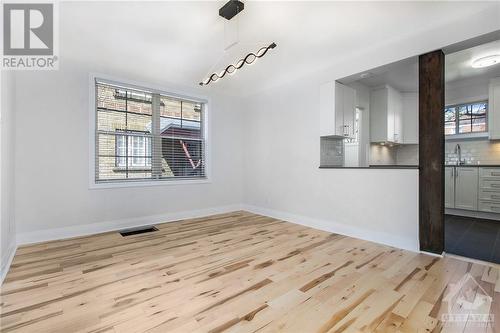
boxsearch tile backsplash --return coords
[320,136,344,166]
[369,144,418,165]
[445,139,500,165]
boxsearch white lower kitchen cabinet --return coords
[454,167,478,210]
[445,167,455,208]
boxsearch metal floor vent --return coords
[120,226,158,237]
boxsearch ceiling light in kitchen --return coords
[471,55,500,68]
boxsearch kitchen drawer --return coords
[479,178,500,191]
[479,167,500,178]
[479,200,500,213]
[478,189,500,202]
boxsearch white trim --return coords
[242,205,419,252]
[445,132,489,141]
[89,178,212,190]
[420,250,443,258]
[88,73,212,190]
[1,242,17,285]
[17,204,243,246]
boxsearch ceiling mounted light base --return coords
[471,55,500,68]
[219,0,244,20]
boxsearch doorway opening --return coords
[443,38,500,264]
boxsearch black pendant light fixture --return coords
[199,0,277,86]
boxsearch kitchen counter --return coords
[319,165,418,169]
[445,165,500,167]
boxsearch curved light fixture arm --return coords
[199,42,277,86]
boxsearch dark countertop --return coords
[445,165,500,167]
[319,165,419,169]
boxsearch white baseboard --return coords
[17,204,243,246]
[1,242,17,285]
[15,203,419,257]
[242,205,420,252]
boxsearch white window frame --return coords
[445,95,490,141]
[89,73,211,189]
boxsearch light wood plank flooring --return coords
[1,211,499,332]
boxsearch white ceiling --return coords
[339,38,500,93]
[60,1,499,96]
[339,57,418,92]
[446,39,500,83]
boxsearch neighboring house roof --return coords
[146,118,201,133]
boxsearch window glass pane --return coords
[97,84,126,111]
[160,138,204,178]
[458,105,472,120]
[160,97,182,118]
[472,102,487,116]
[444,107,456,122]
[97,109,126,132]
[159,96,202,140]
[126,113,151,133]
[472,116,487,132]
[445,121,456,135]
[124,90,152,116]
[459,118,472,133]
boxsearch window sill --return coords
[89,177,211,189]
[445,132,489,141]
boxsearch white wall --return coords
[242,79,419,251]
[8,2,500,253]
[446,75,490,105]
[1,71,17,281]
[242,10,499,252]
[13,60,244,243]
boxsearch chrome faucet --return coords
[454,144,464,165]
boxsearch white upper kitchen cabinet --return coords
[488,77,500,140]
[402,92,418,144]
[320,81,356,137]
[370,85,403,143]
[454,167,478,211]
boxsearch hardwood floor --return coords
[1,211,499,332]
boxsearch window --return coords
[115,131,151,168]
[444,101,488,136]
[94,79,206,183]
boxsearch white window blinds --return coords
[95,80,206,183]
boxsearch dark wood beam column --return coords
[419,50,445,254]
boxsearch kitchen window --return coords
[93,78,206,184]
[444,101,488,136]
